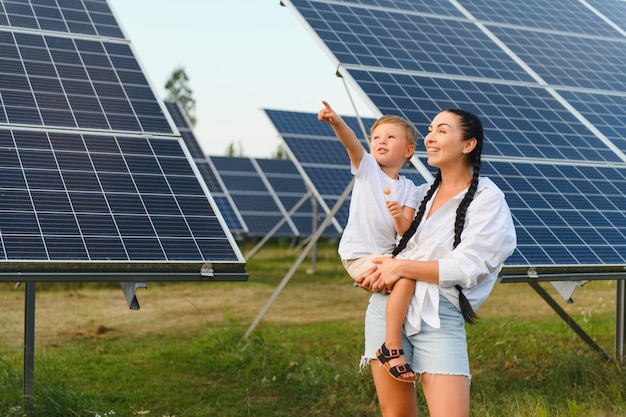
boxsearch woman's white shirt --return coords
[397,176,517,325]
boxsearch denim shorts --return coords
[362,292,471,379]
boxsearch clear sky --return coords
[107,0,375,158]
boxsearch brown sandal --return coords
[375,343,418,383]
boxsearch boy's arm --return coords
[318,100,364,167]
[387,202,415,235]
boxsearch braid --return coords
[454,157,481,324]
[392,171,441,257]
[453,158,481,248]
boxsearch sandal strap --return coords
[376,342,404,364]
[388,363,417,382]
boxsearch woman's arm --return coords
[355,257,439,293]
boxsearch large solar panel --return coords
[282,0,626,274]
[264,109,426,232]
[164,101,247,235]
[0,0,246,281]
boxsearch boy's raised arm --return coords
[318,100,365,167]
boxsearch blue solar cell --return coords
[347,69,624,163]
[588,0,626,32]
[483,160,626,266]
[489,25,626,92]
[459,0,621,37]
[291,0,534,82]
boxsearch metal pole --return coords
[309,195,318,273]
[23,282,36,406]
[244,178,354,339]
[528,281,609,361]
[616,279,625,367]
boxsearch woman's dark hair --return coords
[392,109,484,324]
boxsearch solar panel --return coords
[163,101,247,235]
[264,109,426,232]
[0,0,246,281]
[282,0,626,273]
[209,155,340,238]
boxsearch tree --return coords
[273,144,288,159]
[164,66,196,126]
[226,141,244,157]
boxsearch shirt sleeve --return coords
[438,186,517,289]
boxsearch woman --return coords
[355,109,517,417]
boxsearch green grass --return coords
[0,239,625,416]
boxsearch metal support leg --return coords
[23,282,36,406]
[616,280,625,367]
[528,281,609,362]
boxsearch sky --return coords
[107,0,375,158]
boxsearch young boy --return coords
[318,101,420,382]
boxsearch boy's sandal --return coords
[375,343,418,384]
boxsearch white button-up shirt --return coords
[397,177,517,334]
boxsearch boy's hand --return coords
[386,200,402,220]
[318,100,337,125]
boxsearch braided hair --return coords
[392,109,484,324]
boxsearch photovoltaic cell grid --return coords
[163,101,247,235]
[588,0,626,32]
[483,161,626,268]
[282,0,626,270]
[348,71,623,162]
[0,30,171,133]
[0,0,123,39]
[264,109,426,232]
[0,0,246,278]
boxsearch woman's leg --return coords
[371,360,418,417]
[420,373,470,417]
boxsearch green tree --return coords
[273,144,288,159]
[164,66,196,126]
[226,141,244,156]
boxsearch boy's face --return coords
[369,122,414,168]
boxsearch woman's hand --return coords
[354,267,375,293]
[371,256,405,290]
[354,255,401,293]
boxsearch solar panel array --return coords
[0,0,246,279]
[209,154,341,238]
[282,0,626,273]
[264,109,425,232]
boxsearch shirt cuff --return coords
[438,258,464,288]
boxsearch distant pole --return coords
[23,282,36,406]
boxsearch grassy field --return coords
[0,239,625,416]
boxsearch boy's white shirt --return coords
[398,177,517,335]
[338,152,420,260]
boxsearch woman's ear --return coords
[463,137,477,154]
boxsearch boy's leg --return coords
[383,278,416,378]
[343,253,390,281]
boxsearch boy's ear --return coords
[404,144,415,158]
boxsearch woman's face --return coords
[423,111,474,170]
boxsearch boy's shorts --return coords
[342,253,391,280]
